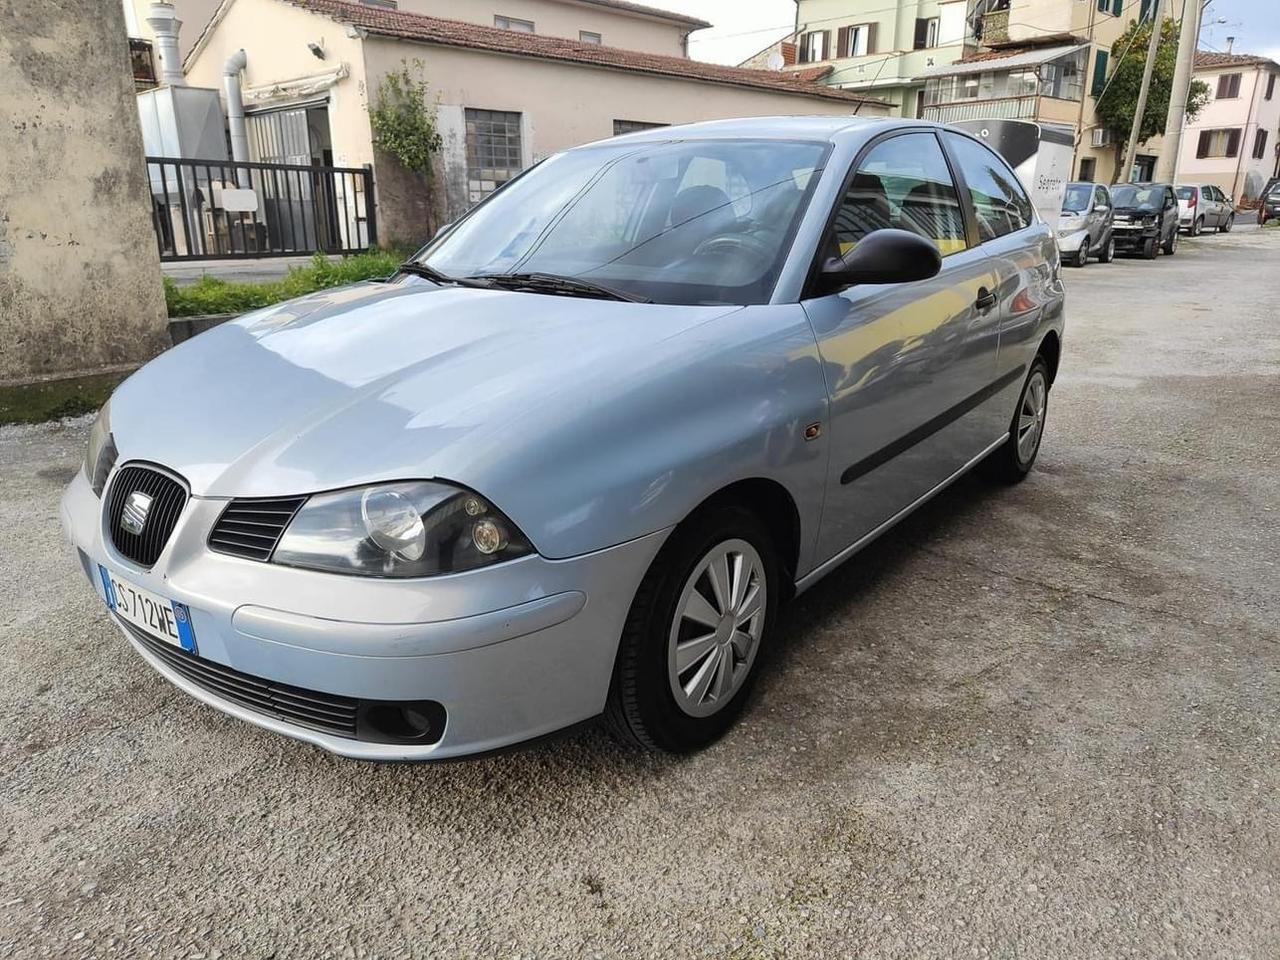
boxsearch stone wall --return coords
[0,0,169,383]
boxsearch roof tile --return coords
[287,0,883,105]
[1194,50,1279,70]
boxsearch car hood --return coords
[111,278,740,498]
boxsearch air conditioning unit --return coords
[1091,128,1113,147]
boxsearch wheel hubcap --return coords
[668,539,766,718]
[1017,372,1047,464]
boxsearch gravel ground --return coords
[3,226,1278,959]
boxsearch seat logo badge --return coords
[121,491,154,536]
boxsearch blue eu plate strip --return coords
[172,602,198,654]
[98,565,117,609]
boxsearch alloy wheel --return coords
[1017,371,1047,465]
[667,539,766,718]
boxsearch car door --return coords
[1091,184,1112,249]
[800,130,1003,562]
[1165,186,1180,240]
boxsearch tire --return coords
[1073,241,1089,268]
[982,356,1050,484]
[1142,237,1159,260]
[1162,228,1178,256]
[604,502,779,753]
[1220,214,1234,234]
[1190,217,1202,237]
[1097,235,1116,264]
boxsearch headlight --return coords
[272,481,533,577]
[83,401,117,497]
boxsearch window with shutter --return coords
[1196,131,1211,158]
[866,22,878,54]
[1216,73,1241,98]
[1139,0,1154,21]
[1253,130,1267,159]
[914,18,929,50]
[1111,0,1122,15]
[1091,50,1109,97]
[1226,128,1241,156]
[1267,73,1276,100]
[837,26,850,58]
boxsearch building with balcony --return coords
[916,0,1162,183]
[771,0,977,118]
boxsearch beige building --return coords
[176,0,887,245]
[917,0,1164,183]
[1,0,168,383]
[1177,51,1280,201]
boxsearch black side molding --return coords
[840,364,1026,486]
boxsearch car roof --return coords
[584,115,941,148]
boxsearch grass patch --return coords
[0,370,130,426]
[164,249,406,318]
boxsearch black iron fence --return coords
[145,156,378,261]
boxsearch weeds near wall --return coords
[368,62,443,176]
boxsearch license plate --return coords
[99,565,197,654]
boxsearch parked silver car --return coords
[1057,181,1115,266]
[1176,183,1235,235]
[61,118,1065,759]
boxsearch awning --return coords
[915,43,1088,80]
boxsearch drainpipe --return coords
[224,49,250,184]
[146,2,185,86]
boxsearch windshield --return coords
[1175,186,1196,200]
[1110,185,1163,211]
[417,139,829,306]
[1061,184,1093,213]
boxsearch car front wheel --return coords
[605,502,778,752]
[1143,237,1159,260]
[1073,241,1089,268]
[982,356,1049,484]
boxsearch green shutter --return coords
[1112,0,1123,15]
[1092,50,1109,97]
[1097,0,1108,10]
[1140,0,1153,20]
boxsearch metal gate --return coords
[145,156,377,261]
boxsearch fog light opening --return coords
[357,700,447,745]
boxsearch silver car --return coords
[1057,182,1115,266]
[1176,183,1235,235]
[61,118,1065,759]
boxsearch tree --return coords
[1095,17,1210,177]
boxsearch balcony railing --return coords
[130,38,157,88]
[922,95,1039,124]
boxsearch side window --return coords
[1094,186,1109,209]
[942,132,1035,241]
[829,132,967,258]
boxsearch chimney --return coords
[1226,36,1235,54]
[147,2,185,86]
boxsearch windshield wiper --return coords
[398,262,494,289]
[473,272,650,303]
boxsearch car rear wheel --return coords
[1162,228,1178,256]
[1220,214,1234,233]
[1190,217,1202,237]
[982,356,1049,484]
[1097,235,1116,264]
[1072,241,1089,268]
[604,503,778,753]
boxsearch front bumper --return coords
[60,469,668,760]
[1056,227,1088,254]
[1111,223,1156,249]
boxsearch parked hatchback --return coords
[1176,184,1235,235]
[62,118,1065,760]
[1110,182,1180,259]
[1057,181,1115,266]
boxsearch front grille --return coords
[208,496,307,561]
[123,620,359,738]
[106,464,188,568]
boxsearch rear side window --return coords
[942,132,1035,241]
[830,132,967,258]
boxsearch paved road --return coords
[3,227,1278,959]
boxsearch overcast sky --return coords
[675,0,1279,67]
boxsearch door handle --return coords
[976,287,997,312]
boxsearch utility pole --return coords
[1155,0,1204,182]
[1119,0,1165,183]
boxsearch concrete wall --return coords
[1179,64,1280,200]
[362,36,886,223]
[393,0,694,57]
[0,0,169,383]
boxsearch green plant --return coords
[368,62,442,176]
[1096,17,1211,169]
[164,249,405,317]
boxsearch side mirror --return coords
[433,221,453,241]
[818,229,942,293]
[1094,203,1110,213]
